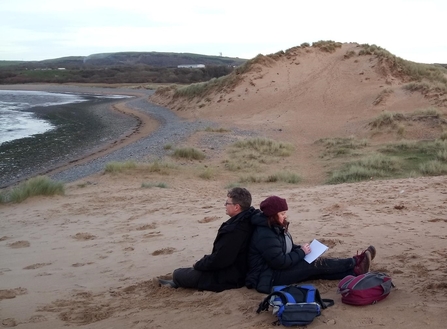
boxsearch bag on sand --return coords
[337,272,395,306]
[257,284,334,326]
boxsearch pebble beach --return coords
[0,85,217,188]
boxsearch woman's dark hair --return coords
[227,187,252,210]
[267,214,289,231]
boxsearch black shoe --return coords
[158,279,178,288]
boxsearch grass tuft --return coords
[312,40,342,53]
[238,170,301,184]
[419,160,447,176]
[238,175,265,183]
[5,176,64,203]
[172,147,206,160]
[344,50,357,59]
[232,137,294,157]
[381,139,447,153]
[373,88,394,105]
[410,107,441,118]
[222,159,260,172]
[317,137,368,158]
[104,160,176,175]
[359,44,447,86]
[370,108,444,135]
[370,112,405,128]
[0,191,8,203]
[146,160,177,174]
[266,171,302,184]
[204,127,231,133]
[403,82,447,94]
[198,167,215,180]
[438,149,447,161]
[141,182,168,188]
[105,161,137,173]
[326,154,401,184]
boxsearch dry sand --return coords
[1,43,447,328]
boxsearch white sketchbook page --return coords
[304,239,329,263]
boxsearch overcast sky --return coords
[2,0,446,64]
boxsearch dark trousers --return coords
[173,267,202,289]
[274,257,355,285]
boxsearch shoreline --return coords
[29,99,161,182]
[0,85,160,188]
[1,83,222,188]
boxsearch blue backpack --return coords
[257,284,334,326]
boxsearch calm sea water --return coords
[0,90,129,145]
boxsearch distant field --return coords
[0,60,25,67]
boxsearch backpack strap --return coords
[380,279,395,295]
[312,286,334,309]
[298,284,316,302]
[321,298,335,308]
[256,291,294,314]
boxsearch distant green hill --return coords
[1,52,247,69]
[0,52,247,84]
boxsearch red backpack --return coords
[337,272,394,306]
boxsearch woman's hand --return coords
[301,243,311,255]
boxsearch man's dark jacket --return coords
[193,206,260,292]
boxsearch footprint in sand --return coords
[0,287,28,301]
[198,216,220,223]
[23,263,52,270]
[143,231,162,238]
[317,238,342,248]
[152,247,176,256]
[356,317,374,325]
[8,240,30,248]
[136,223,157,230]
[424,282,447,290]
[29,314,48,323]
[35,272,52,277]
[72,262,94,267]
[427,218,447,223]
[72,233,96,241]
[1,318,18,327]
[0,268,12,275]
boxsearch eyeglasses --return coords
[224,202,235,206]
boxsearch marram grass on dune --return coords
[1,176,64,203]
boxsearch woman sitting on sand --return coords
[246,195,376,294]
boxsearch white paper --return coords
[304,239,329,263]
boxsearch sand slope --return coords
[151,43,447,184]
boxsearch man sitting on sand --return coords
[158,187,260,292]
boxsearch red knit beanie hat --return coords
[260,196,288,217]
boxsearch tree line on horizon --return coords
[0,51,246,84]
[0,65,236,84]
